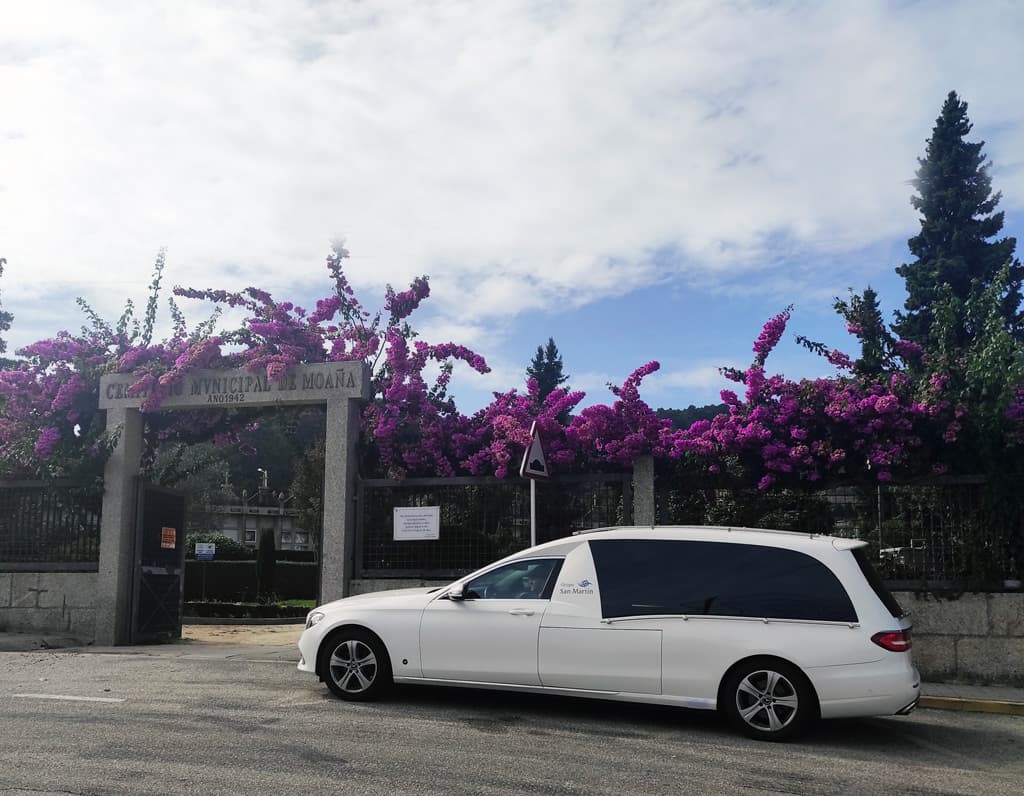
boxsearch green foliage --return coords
[931,262,1024,470]
[289,436,325,540]
[656,404,728,430]
[894,91,1022,349]
[276,598,316,608]
[74,248,168,348]
[150,440,231,496]
[833,287,893,376]
[220,406,324,495]
[141,248,165,347]
[526,337,569,401]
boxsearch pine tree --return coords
[526,337,569,401]
[834,286,891,376]
[894,91,1022,349]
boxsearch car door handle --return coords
[508,608,535,616]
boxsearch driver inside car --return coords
[517,570,545,599]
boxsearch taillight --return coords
[871,629,912,652]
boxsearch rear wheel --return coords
[721,659,816,741]
[319,629,392,701]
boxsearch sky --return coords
[2,0,1024,415]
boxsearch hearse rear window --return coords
[589,539,857,623]
[852,547,905,618]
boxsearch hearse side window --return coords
[589,539,857,622]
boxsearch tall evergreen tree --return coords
[834,286,892,376]
[526,337,569,401]
[894,91,1022,349]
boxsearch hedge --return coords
[185,560,317,601]
[184,601,309,618]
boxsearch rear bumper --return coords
[809,658,920,719]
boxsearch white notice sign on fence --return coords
[393,506,441,541]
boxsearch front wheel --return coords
[721,659,816,741]
[319,629,392,702]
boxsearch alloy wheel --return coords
[329,639,378,694]
[734,669,800,733]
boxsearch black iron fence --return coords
[655,476,1024,589]
[357,473,631,578]
[0,481,103,569]
[9,470,1022,588]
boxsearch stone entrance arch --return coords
[96,362,370,645]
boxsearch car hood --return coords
[316,586,444,613]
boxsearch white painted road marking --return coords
[13,693,126,703]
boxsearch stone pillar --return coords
[95,407,143,646]
[320,395,362,603]
[632,454,656,526]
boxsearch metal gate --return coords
[356,473,632,578]
[130,481,187,643]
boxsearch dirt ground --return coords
[181,623,304,646]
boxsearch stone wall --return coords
[895,590,1024,686]
[0,572,97,639]
[3,575,1021,686]
[350,578,441,595]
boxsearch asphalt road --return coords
[1,649,1022,796]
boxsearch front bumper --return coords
[297,626,323,675]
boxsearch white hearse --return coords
[298,526,919,740]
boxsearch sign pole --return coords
[195,542,216,602]
[531,478,537,548]
[520,420,548,550]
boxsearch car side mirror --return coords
[446,584,466,601]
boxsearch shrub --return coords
[185,532,252,560]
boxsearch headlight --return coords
[305,610,325,630]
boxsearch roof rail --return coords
[570,524,836,541]
[721,525,830,540]
[571,525,624,536]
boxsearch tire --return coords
[721,659,816,742]
[319,628,392,702]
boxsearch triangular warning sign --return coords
[520,422,549,479]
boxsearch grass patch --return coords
[184,600,311,618]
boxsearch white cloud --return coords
[656,363,733,392]
[2,0,1023,361]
